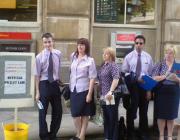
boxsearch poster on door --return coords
[0,52,35,108]
[4,61,26,94]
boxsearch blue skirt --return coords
[154,84,180,120]
[70,89,95,117]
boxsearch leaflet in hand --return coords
[37,100,44,109]
[105,95,115,105]
[166,72,178,82]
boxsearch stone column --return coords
[163,0,180,60]
[43,0,91,82]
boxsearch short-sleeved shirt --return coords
[151,60,179,85]
[98,62,120,96]
[70,55,97,93]
[151,60,168,76]
[34,48,61,81]
[122,50,153,77]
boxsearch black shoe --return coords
[48,133,57,140]
[49,137,58,140]
[140,135,149,140]
[41,137,50,140]
[70,136,80,140]
[127,136,137,140]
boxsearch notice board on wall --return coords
[0,52,35,108]
[95,0,117,22]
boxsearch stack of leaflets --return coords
[105,95,115,105]
[166,72,177,82]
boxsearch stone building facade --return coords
[0,0,180,82]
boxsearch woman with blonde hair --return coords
[152,46,180,140]
[98,47,120,140]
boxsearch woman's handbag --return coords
[113,77,130,98]
[61,85,71,100]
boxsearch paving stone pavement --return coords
[0,101,179,140]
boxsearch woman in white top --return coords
[69,38,97,140]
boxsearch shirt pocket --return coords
[41,57,48,69]
[144,61,149,65]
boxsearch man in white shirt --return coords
[122,35,153,140]
[34,33,62,140]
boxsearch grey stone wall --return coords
[47,0,90,15]
[43,0,91,82]
[163,0,180,60]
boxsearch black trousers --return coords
[39,80,62,139]
[123,84,149,137]
[102,97,120,140]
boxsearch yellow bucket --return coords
[3,123,29,140]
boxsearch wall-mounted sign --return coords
[111,31,141,63]
[95,0,117,22]
[0,44,30,52]
[116,33,136,43]
[4,61,26,94]
[0,32,32,40]
[115,32,137,44]
[0,52,35,108]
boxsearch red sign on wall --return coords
[116,33,136,42]
[0,32,32,40]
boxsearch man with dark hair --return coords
[41,32,53,39]
[122,35,153,140]
[134,35,146,44]
[34,33,62,140]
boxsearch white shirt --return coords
[122,50,153,77]
[70,55,97,92]
[34,48,61,81]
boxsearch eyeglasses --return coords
[135,42,144,45]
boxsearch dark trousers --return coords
[102,97,120,140]
[124,84,149,137]
[39,80,62,139]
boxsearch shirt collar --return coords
[103,61,113,66]
[134,50,144,56]
[75,54,88,61]
[82,55,88,60]
[44,48,51,53]
[104,62,109,66]
[44,48,56,55]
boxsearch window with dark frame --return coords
[0,0,37,22]
[94,0,155,25]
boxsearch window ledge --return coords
[93,23,156,29]
[0,21,41,27]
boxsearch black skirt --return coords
[70,89,95,117]
[154,84,180,120]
